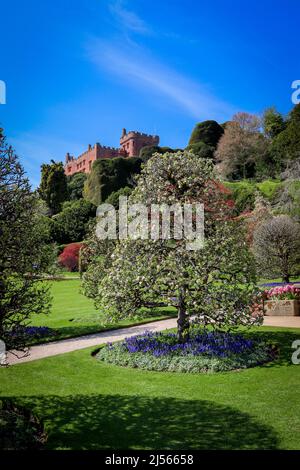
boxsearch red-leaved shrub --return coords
[58,243,83,271]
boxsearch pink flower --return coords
[266,285,300,300]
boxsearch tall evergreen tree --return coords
[263,107,286,139]
[188,120,224,147]
[39,160,68,214]
[187,120,224,160]
[271,104,300,167]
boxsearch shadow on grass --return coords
[9,394,279,450]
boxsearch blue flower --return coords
[118,330,255,359]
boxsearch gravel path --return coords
[7,318,177,365]
[6,316,300,365]
[263,316,300,328]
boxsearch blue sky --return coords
[1,0,299,186]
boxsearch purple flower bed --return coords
[99,329,274,373]
[260,282,298,287]
[8,326,56,340]
[110,330,256,359]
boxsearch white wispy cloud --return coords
[107,1,197,44]
[86,38,236,121]
[108,0,151,35]
[11,132,85,188]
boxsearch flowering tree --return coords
[59,243,83,271]
[83,151,262,341]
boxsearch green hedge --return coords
[83,157,142,206]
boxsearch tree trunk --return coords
[282,254,290,283]
[283,251,290,283]
[177,288,189,343]
[283,273,290,283]
[243,163,246,180]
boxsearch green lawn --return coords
[29,280,176,343]
[58,272,81,278]
[259,277,300,284]
[27,277,300,344]
[1,326,300,450]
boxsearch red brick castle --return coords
[64,128,159,176]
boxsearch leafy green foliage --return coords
[263,107,286,139]
[139,145,161,162]
[188,120,224,147]
[186,141,215,159]
[286,181,300,219]
[224,180,282,214]
[271,104,300,167]
[139,145,180,162]
[0,133,52,349]
[67,172,87,200]
[289,103,300,123]
[50,199,96,244]
[256,180,282,200]
[224,181,256,214]
[83,157,142,206]
[105,186,133,209]
[39,160,68,214]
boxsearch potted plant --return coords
[264,285,300,316]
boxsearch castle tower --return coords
[65,152,72,163]
[120,129,159,157]
[64,129,160,177]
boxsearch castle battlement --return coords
[121,130,159,140]
[101,145,120,151]
[64,128,159,177]
[119,128,159,159]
